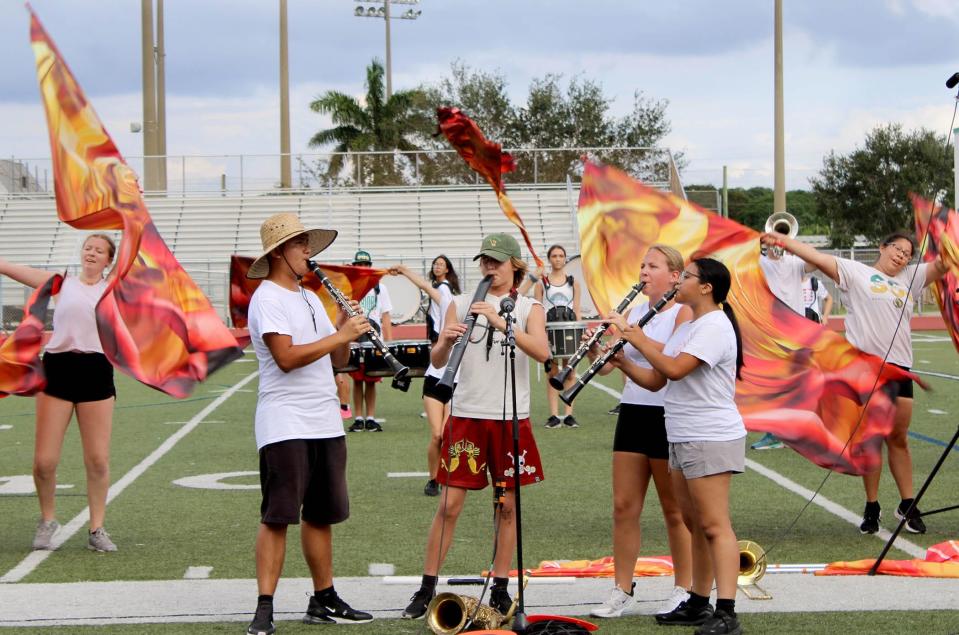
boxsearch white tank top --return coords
[45,276,107,354]
[542,274,574,317]
[620,302,682,407]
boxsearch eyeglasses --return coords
[884,243,912,259]
[680,270,701,281]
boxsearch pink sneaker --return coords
[340,404,352,419]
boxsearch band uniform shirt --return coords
[759,253,806,315]
[46,276,108,354]
[802,276,829,319]
[248,280,342,450]
[425,281,455,380]
[661,310,745,443]
[620,302,682,407]
[358,283,392,330]
[836,258,928,367]
[450,292,540,419]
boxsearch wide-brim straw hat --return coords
[247,212,337,279]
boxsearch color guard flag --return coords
[913,194,959,354]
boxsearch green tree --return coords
[810,123,953,247]
[308,59,430,186]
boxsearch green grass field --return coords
[1,333,958,632]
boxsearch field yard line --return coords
[586,379,927,559]
[913,369,959,381]
[0,370,259,584]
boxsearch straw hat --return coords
[247,212,337,279]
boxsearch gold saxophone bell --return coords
[425,592,508,635]
[764,211,799,258]
[737,539,772,600]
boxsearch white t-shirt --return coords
[450,292,541,419]
[620,302,683,407]
[46,276,107,354]
[662,310,746,442]
[425,282,456,380]
[759,253,806,315]
[802,276,829,318]
[248,280,342,450]
[836,258,928,367]
[359,284,393,328]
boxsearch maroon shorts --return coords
[437,416,545,490]
[348,365,382,384]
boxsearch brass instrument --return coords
[306,260,409,380]
[549,281,646,390]
[559,286,679,406]
[737,539,771,600]
[438,274,494,390]
[764,211,798,258]
[425,592,508,635]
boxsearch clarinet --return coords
[437,274,494,390]
[307,260,409,381]
[549,281,647,390]
[560,286,679,406]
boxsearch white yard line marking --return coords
[183,566,212,579]
[913,369,959,381]
[0,425,12,430]
[387,472,430,478]
[927,409,948,415]
[586,379,926,559]
[0,370,259,584]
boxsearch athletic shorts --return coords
[613,403,668,459]
[891,364,914,400]
[422,375,455,405]
[258,437,349,525]
[668,438,745,479]
[42,351,116,403]
[437,416,544,490]
[349,365,382,384]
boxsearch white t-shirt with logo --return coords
[759,253,806,315]
[248,280,342,450]
[836,258,928,367]
[425,282,456,380]
[662,310,746,443]
[620,302,682,407]
[358,284,393,329]
[802,276,829,318]
[46,276,108,354]
[450,292,541,419]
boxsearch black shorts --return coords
[613,403,668,460]
[891,364,914,400]
[422,375,455,404]
[42,351,116,403]
[258,437,349,526]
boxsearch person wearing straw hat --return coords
[244,212,374,633]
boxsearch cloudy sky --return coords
[2,0,958,190]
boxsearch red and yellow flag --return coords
[28,11,242,398]
[578,161,916,475]
[914,194,959,353]
[229,256,386,330]
[0,275,61,397]
[437,107,544,268]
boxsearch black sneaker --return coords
[896,499,927,534]
[607,404,620,416]
[655,600,714,626]
[544,415,562,429]
[694,609,742,635]
[563,415,579,428]
[246,601,275,635]
[490,586,513,615]
[859,501,881,535]
[365,417,383,432]
[402,587,435,619]
[424,479,440,497]
[303,593,373,624]
[348,418,365,432]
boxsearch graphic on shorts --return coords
[443,439,485,475]
[503,450,537,478]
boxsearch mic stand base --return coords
[511,611,528,634]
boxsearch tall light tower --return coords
[353,0,422,98]
[773,0,785,214]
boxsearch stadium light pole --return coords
[773,0,786,214]
[353,1,422,99]
[280,0,292,189]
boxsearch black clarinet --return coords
[560,286,679,406]
[307,260,409,380]
[549,281,647,390]
[437,274,494,390]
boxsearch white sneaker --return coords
[656,585,690,616]
[32,519,60,550]
[589,583,635,618]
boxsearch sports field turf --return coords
[1,332,958,632]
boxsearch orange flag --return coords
[0,275,61,397]
[914,194,959,354]
[578,160,917,475]
[437,107,544,268]
[29,10,242,398]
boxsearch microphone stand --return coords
[500,303,528,634]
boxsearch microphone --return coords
[499,295,516,314]
[947,72,959,89]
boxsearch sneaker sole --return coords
[304,615,372,625]
[894,510,925,533]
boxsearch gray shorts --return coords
[668,438,746,479]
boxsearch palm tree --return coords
[309,59,430,186]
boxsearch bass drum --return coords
[378,274,422,324]
[564,254,599,319]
